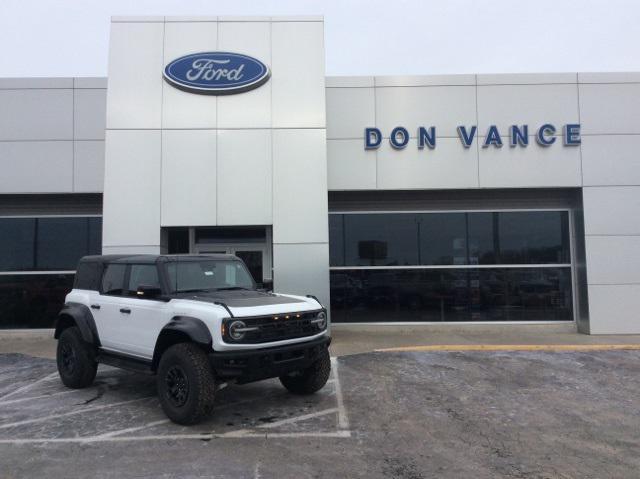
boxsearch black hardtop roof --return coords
[78,254,238,265]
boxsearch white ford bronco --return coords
[54,254,330,425]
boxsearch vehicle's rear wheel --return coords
[279,347,331,395]
[56,326,97,389]
[157,343,216,425]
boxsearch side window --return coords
[101,264,127,295]
[128,264,160,294]
[74,262,102,290]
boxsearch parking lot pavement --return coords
[1,349,640,478]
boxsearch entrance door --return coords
[193,244,269,287]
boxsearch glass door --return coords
[193,244,270,287]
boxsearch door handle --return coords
[90,304,101,310]
[119,308,131,314]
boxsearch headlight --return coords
[228,320,247,340]
[314,311,327,330]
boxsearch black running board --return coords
[97,350,154,375]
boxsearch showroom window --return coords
[0,216,102,328]
[329,211,573,323]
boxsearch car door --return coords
[92,262,129,352]
[115,263,171,358]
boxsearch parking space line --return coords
[0,372,58,401]
[0,388,78,407]
[375,344,640,353]
[219,404,343,438]
[262,431,351,438]
[95,419,171,438]
[331,358,350,431]
[0,430,352,444]
[0,396,154,430]
[258,407,339,429]
[218,429,262,438]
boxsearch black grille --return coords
[223,311,323,344]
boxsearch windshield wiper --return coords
[215,286,252,291]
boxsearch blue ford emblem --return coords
[163,52,270,95]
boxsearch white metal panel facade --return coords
[579,77,640,333]
[0,78,105,194]
[102,16,329,308]
[1,16,640,333]
[325,72,640,333]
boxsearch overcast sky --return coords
[0,0,639,77]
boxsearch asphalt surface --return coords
[1,349,639,478]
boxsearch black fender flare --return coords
[55,302,101,346]
[152,316,213,370]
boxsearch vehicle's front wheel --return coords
[279,347,331,395]
[157,343,216,425]
[56,326,98,389]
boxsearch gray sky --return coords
[1,0,639,77]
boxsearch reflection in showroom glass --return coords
[0,217,102,271]
[0,274,74,328]
[329,211,570,267]
[330,268,573,323]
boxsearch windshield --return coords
[166,259,255,293]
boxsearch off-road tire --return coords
[56,326,98,389]
[157,343,216,425]
[279,347,331,395]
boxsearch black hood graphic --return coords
[169,289,305,308]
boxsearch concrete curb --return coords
[376,344,640,352]
[0,329,53,340]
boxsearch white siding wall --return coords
[0,78,106,194]
[325,71,640,334]
[579,75,640,333]
[325,73,584,191]
[103,16,329,307]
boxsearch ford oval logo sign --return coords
[163,52,270,95]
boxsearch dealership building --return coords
[1,15,639,334]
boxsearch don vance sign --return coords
[365,124,581,150]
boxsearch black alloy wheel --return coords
[156,343,216,425]
[165,365,190,407]
[60,341,77,375]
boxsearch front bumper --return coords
[209,336,331,384]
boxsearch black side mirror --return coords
[136,284,162,298]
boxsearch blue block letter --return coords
[483,125,503,148]
[563,124,581,146]
[364,127,382,149]
[536,124,556,146]
[457,125,477,148]
[390,127,410,149]
[418,127,436,149]
[510,125,529,147]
